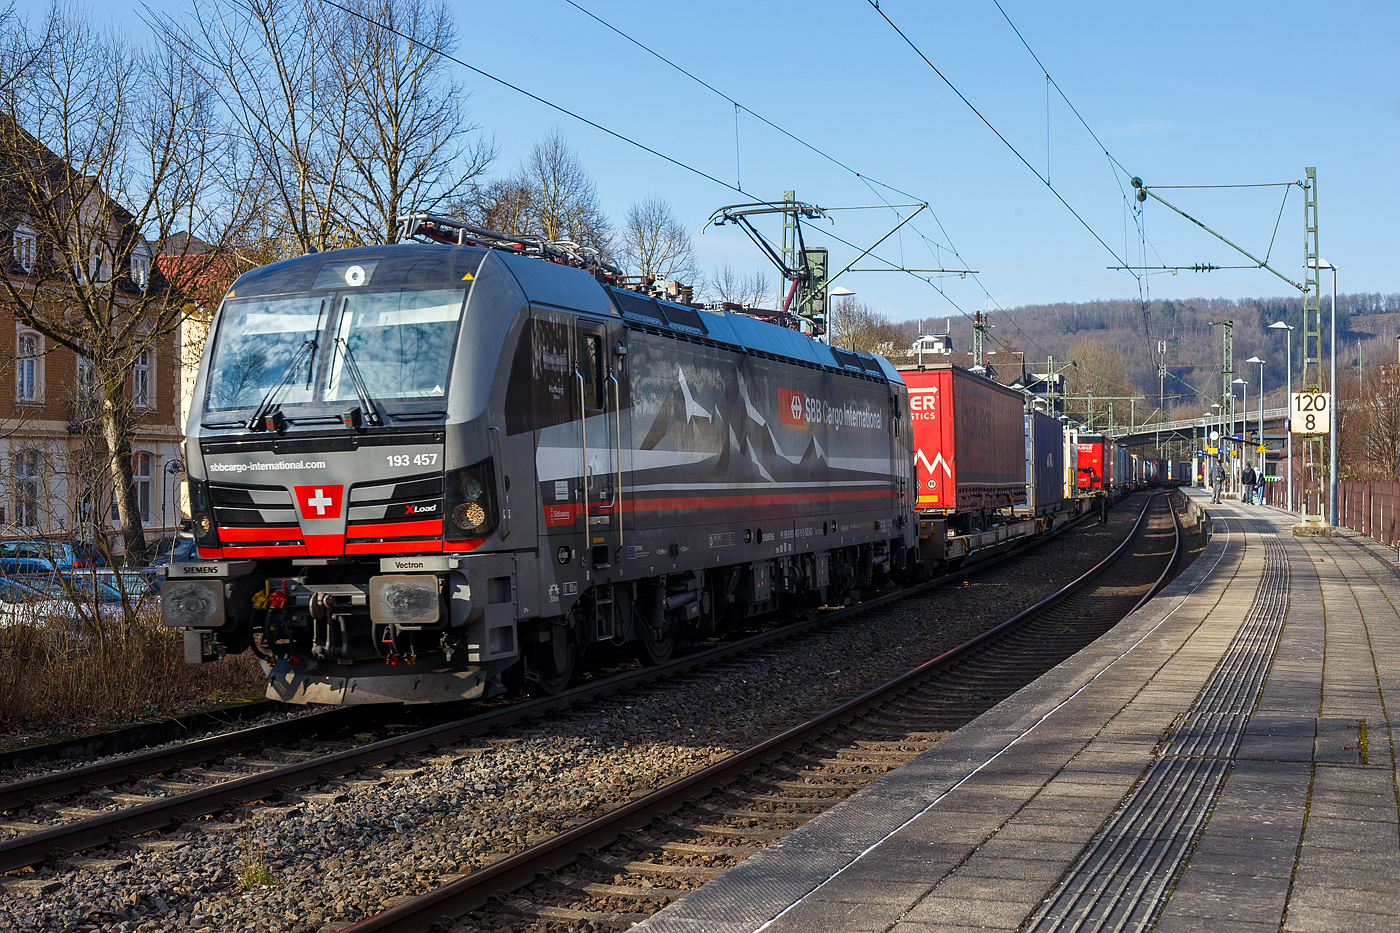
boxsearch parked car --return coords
[148,532,197,569]
[0,574,124,629]
[93,568,162,599]
[0,540,104,574]
[70,542,106,568]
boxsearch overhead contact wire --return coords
[320,0,747,198]
[865,0,1128,269]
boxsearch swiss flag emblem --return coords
[294,485,344,520]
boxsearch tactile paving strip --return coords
[1024,532,1289,933]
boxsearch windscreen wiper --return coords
[246,338,316,431]
[334,337,382,428]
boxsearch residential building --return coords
[0,120,184,549]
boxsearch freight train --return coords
[162,215,1147,706]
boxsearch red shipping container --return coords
[1076,435,1107,489]
[901,364,1027,514]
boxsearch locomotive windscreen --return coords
[204,287,467,412]
[204,296,325,410]
[324,288,463,400]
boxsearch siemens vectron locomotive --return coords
[164,216,916,704]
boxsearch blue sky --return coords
[36,0,1400,323]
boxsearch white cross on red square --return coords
[294,484,343,520]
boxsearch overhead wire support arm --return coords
[824,203,927,289]
[1106,264,1255,273]
[1129,179,1305,292]
[849,268,979,275]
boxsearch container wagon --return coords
[1024,410,1065,517]
[902,363,1026,533]
[1075,433,1109,492]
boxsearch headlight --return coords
[445,457,497,540]
[188,477,220,547]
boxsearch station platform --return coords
[635,488,1400,933]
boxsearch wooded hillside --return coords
[895,293,1400,421]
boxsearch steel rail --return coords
[342,495,1174,932]
[0,493,1106,815]
[0,706,354,813]
[0,494,1128,873]
[0,699,283,773]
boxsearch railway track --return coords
[343,492,1183,933]
[0,496,1132,882]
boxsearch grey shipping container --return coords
[1024,411,1065,516]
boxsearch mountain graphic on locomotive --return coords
[162,215,918,705]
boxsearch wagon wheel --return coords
[635,626,675,667]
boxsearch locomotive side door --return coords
[574,319,621,573]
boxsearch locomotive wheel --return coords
[635,627,676,667]
[524,624,577,696]
[788,591,821,622]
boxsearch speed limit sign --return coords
[1291,392,1330,434]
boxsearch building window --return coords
[130,254,150,290]
[14,449,41,529]
[133,452,151,524]
[16,331,39,401]
[133,349,150,408]
[13,226,36,272]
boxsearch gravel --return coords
[0,494,1166,933]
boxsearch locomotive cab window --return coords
[325,288,464,401]
[579,333,604,410]
[204,297,325,411]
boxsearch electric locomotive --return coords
[163,215,917,705]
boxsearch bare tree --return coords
[704,265,772,309]
[520,129,610,250]
[327,0,495,244]
[453,177,530,236]
[829,297,905,355]
[158,0,352,254]
[1064,337,1131,427]
[619,194,696,283]
[0,3,244,566]
[458,129,611,253]
[1341,360,1400,482]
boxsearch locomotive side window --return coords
[325,288,464,401]
[205,297,325,411]
[580,334,604,411]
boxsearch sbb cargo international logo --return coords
[778,388,806,427]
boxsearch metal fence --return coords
[1257,480,1400,548]
[1337,481,1400,547]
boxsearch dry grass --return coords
[0,607,264,729]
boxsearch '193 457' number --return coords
[386,453,438,467]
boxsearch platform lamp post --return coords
[1268,321,1294,512]
[164,458,183,536]
[1197,416,1207,486]
[1210,402,1222,489]
[1246,357,1266,501]
[829,285,855,349]
[1233,378,1247,495]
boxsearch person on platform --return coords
[1209,459,1226,504]
[1240,463,1257,506]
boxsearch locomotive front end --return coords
[163,245,528,704]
